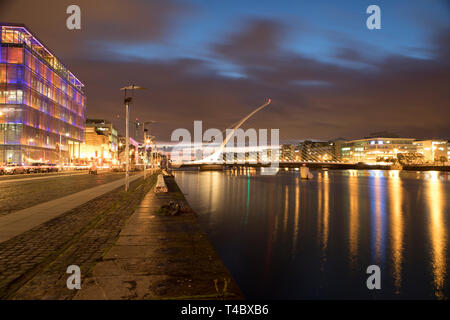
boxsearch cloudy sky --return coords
[1,0,449,143]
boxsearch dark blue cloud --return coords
[1,0,449,141]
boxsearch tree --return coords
[436,156,447,166]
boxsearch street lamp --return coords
[120,85,147,192]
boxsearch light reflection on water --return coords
[174,169,449,299]
[427,172,446,299]
[388,171,403,293]
[348,170,359,269]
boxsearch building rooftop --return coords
[86,119,112,125]
[0,23,84,91]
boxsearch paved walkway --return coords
[0,173,143,243]
[75,175,242,300]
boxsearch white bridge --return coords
[187,98,272,165]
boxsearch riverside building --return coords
[0,23,86,165]
[79,119,118,164]
[341,137,416,163]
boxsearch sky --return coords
[1,0,449,143]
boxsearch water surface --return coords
[174,169,449,299]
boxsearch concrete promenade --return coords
[75,175,243,300]
[0,172,143,243]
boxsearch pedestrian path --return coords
[75,175,242,300]
[0,173,143,243]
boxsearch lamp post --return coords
[120,85,146,192]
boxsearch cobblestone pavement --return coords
[0,171,83,182]
[75,175,243,300]
[0,172,158,299]
[0,171,138,215]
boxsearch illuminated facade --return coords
[341,137,416,163]
[280,144,295,161]
[413,140,448,163]
[80,119,118,164]
[0,24,86,164]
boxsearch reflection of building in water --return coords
[388,171,403,293]
[348,171,359,269]
[317,171,330,267]
[370,173,387,265]
[426,173,446,299]
[283,185,289,234]
[291,176,300,257]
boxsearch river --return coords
[174,169,449,299]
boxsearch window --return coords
[0,65,5,83]
[6,65,23,84]
[0,47,7,63]
[2,30,14,43]
[24,49,32,67]
[7,47,23,64]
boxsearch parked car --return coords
[4,164,26,175]
[24,164,36,173]
[30,162,48,173]
[47,164,59,172]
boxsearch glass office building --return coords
[341,137,416,163]
[0,24,86,164]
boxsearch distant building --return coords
[0,24,86,164]
[295,140,344,162]
[413,140,448,163]
[79,119,118,163]
[341,137,416,163]
[448,141,450,161]
[281,144,295,161]
[80,127,110,164]
[118,136,139,165]
[79,119,118,164]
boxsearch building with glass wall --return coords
[0,23,86,165]
[341,137,416,163]
[413,140,448,163]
